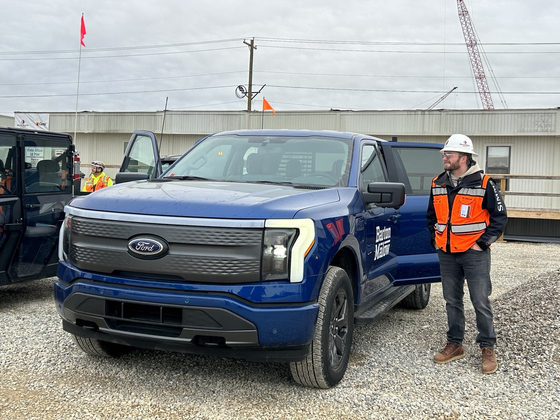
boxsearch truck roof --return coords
[207,129,384,142]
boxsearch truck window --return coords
[0,135,17,196]
[392,147,441,195]
[360,144,386,191]
[123,134,157,176]
[24,137,71,194]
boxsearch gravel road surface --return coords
[1,241,559,419]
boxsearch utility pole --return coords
[243,38,257,111]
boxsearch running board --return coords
[354,285,415,325]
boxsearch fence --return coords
[489,174,560,220]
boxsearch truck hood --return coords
[70,180,341,219]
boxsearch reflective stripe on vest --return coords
[431,175,490,253]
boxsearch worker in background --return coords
[427,134,507,374]
[82,161,113,192]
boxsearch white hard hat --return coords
[91,160,105,170]
[441,134,478,156]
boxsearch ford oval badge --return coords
[127,236,169,260]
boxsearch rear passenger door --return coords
[381,143,442,283]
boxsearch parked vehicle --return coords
[0,127,78,285]
[55,129,443,388]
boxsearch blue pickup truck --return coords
[55,129,443,388]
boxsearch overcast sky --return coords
[1,0,559,115]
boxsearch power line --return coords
[0,71,246,87]
[0,46,245,61]
[0,85,238,99]
[0,38,244,55]
[1,84,557,100]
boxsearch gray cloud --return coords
[0,0,558,115]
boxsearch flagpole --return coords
[74,13,84,142]
[74,45,82,141]
[261,102,264,129]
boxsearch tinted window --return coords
[393,147,441,195]
[24,136,72,194]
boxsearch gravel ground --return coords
[1,241,559,419]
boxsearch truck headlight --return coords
[262,229,296,281]
[59,214,73,260]
[262,219,316,283]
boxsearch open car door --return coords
[115,130,162,184]
[0,128,73,285]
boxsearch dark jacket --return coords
[427,169,508,252]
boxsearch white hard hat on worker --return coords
[440,134,478,156]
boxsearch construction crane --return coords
[456,0,494,109]
[428,86,458,109]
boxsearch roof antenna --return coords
[159,97,168,151]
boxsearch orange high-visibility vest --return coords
[431,175,490,253]
[84,174,111,192]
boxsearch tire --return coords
[72,335,131,358]
[400,283,431,309]
[290,266,354,389]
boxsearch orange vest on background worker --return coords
[431,174,490,253]
[83,173,112,192]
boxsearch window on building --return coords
[486,146,510,191]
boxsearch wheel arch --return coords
[329,246,359,305]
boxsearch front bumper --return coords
[54,267,319,362]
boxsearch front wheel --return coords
[72,335,132,357]
[290,266,354,388]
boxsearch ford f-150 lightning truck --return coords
[55,129,443,388]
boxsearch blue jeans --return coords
[437,249,496,349]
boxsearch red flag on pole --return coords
[80,15,87,47]
[262,98,275,114]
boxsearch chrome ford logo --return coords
[127,236,169,260]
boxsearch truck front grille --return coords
[69,216,263,283]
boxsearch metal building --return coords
[10,108,560,241]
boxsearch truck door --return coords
[0,130,73,284]
[0,131,23,285]
[360,142,401,299]
[117,130,162,182]
[381,142,442,284]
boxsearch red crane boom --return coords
[457,0,494,109]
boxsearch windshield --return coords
[165,134,353,187]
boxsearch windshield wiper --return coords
[252,180,294,186]
[248,180,324,189]
[165,175,213,181]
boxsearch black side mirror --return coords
[362,182,406,209]
[115,172,149,184]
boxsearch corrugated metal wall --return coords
[43,108,559,212]
[0,114,13,127]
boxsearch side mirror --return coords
[362,182,406,209]
[115,172,149,184]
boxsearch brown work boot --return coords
[481,348,498,374]
[434,341,465,364]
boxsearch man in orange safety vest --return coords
[427,134,507,375]
[82,161,113,192]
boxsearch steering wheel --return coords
[306,172,338,183]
